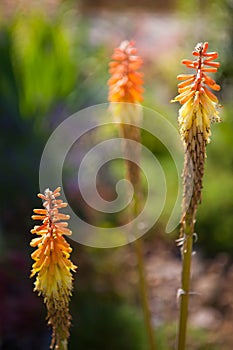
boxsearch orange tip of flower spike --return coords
[171,42,221,106]
[108,40,144,103]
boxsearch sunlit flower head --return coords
[30,187,77,350]
[172,42,221,143]
[108,40,144,103]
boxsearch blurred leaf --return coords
[10,9,77,117]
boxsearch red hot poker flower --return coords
[108,40,144,185]
[172,42,222,245]
[108,40,144,103]
[172,42,221,143]
[173,43,222,350]
[30,187,77,350]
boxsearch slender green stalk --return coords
[135,238,156,350]
[133,191,156,350]
[119,123,156,350]
[126,167,156,350]
[177,229,193,350]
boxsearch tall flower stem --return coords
[135,233,156,350]
[177,216,193,350]
[131,164,156,350]
[172,42,221,350]
[108,40,156,350]
[121,126,156,350]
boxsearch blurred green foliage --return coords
[70,294,148,350]
[11,10,77,117]
[70,294,220,350]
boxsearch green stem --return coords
[133,192,156,350]
[135,238,156,350]
[119,123,156,350]
[177,221,194,350]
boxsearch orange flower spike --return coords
[30,187,77,350]
[172,42,221,143]
[108,40,144,103]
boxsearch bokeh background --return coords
[0,0,233,349]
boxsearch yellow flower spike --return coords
[173,43,222,350]
[30,187,77,350]
[172,42,222,220]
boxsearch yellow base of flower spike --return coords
[30,187,77,350]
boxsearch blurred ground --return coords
[1,234,233,349]
[75,232,233,349]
